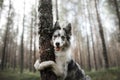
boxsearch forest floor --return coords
[0,67,120,80]
[87,67,120,80]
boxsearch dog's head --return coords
[51,21,72,52]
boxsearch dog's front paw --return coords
[34,59,40,70]
[34,60,56,71]
[40,61,56,68]
[47,61,55,66]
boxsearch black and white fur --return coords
[34,21,91,80]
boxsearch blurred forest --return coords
[0,0,120,80]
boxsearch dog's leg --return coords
[34,60,63,76]
[34,59,55,70]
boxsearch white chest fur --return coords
[55,49,71,78]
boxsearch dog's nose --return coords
[56,42,60,47]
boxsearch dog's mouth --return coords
[55,47,61,51]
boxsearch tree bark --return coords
[113,0,120,42]
[38,0,57,80]
[1,0,11,70]
[20,0,25,73]
[88,11,97,70]
[33,0,37,72]
[33,31,36,72]
[86,33,91,70]
[94,0,109,68]
[55,0,59,20]
[29,15,33,72]
[113,0,120,31]
[0,0,4,20]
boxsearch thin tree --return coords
[13,28,18,70]
[20,0,25,73]
[0,0,4,9]
[13,17,19,70]
[0,0,4,19]
[113,0,120,31]
[94,0,109,68]
[33,0,37,72]
[90,24,97,70]
[33,29,37,72]
[86,30,91,70]
[113,0,120,42]
[1,0,12,70]
[55,0,59,21]
[29,12,33,72]
[86,1,97,69]
[79,27,83,68]
[84,0,97,70]
[38,0,57,80]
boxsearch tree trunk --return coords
[77,33,82,65]
[13,43,17,70]
[113,0,120,42]
[20,24,24,73]
[55,0,59,20]
[1,26,8,70]
[29,16,33,72]
[91,25,97,70]
[20,0,25,73]
[38,0,57,80]
[0,0,4,20]
[33,32,36,72]
[94,0,109,68]
[1,0,11,70]
[33,0,37,72]
[89,16,97,70]
[86,33,91,70]
[113,0,120,31]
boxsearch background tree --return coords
[1,0,14,70]
[20,0,25,73]
[29,9,33,72]
[113,0,120,31]
[0,0,4,19]
[94,0,109,68]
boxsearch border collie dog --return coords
[34,21,91,80]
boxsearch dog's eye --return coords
[61,36,65,40]
[54,35,57,38]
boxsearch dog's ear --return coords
[64,23,71,35]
